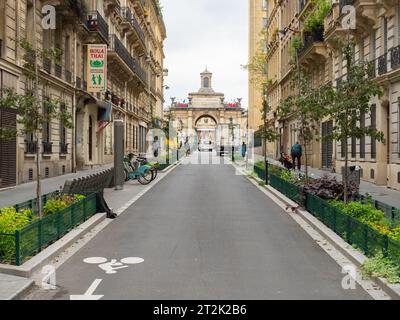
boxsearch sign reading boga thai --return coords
[87,44,107,93]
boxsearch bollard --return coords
[114,119,125,190]
[265,159,269,185]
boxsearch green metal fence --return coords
[359,195,400,224]
[0,193,97,266]
[14,191,60,215]
[254,165,266,181]
[307,193,400,266]
[269,174,305,206]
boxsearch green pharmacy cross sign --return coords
[87,45,107,93]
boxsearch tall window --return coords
[383,17,388,54]
[43,99,50,143]
[371,104,377,159]
[65,35,71,71]
[360,111,366,158]
[351,136,356,158]
[26,1,34,43]
[60,103,66,147]
[203,77,209,88]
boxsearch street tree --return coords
[278,60,326,183]
[0,39,72,216]
[320,41,384,203]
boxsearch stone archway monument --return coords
[168,69,247,151]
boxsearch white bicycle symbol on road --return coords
[83,257,144,274]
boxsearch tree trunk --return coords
[344,139,349,204]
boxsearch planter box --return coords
[0,193,97,266]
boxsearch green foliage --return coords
[0,208,31,262]
[303,0,332,32]
[362,252,400,284]
[43,194,86,216]
[289,36,302,60]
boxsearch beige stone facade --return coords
[250,0,400,190]
[248,0,268,132]
[167,70,247,149]
[0,0,166,188]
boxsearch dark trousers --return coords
[291,153,301,170]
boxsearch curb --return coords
[0,212,107,279]
[8,279,35,300]
[234,163,400,300]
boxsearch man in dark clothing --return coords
[291,142,302,170]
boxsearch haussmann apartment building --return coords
[0,0,167,189]
[248,0,400,191]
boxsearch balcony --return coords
[25,141,37,154]
[60,142,68,154]
[108,34,147,85]
[87,11,109,43]
[297,26,327,64]
[390,45,400,71]
[42,141,53,155]
[133,0,146,16]
[121,7,146,48]
[377,53,387,76]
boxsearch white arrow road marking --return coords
[70,279,104,300]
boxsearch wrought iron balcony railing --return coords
[55,64,62,78]
[42,141,53,155]
[25,141,37,154]
[43,57,51,73]
[121,7,145,45]
[390,45,400,71]
[297,26,324,57]
[377,53,388,76]
[87,11,109,42]
[60,142,69,154]
[109,34,147,84]
[298,0,309,14]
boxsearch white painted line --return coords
[70,279,103,300]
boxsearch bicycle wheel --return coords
[151,167,158,179]
[138,170,153,185]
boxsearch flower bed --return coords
[0,193,97,266]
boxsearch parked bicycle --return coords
[123,154,155,185]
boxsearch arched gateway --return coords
[168,69,247,149]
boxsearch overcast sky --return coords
[163,0,248,109]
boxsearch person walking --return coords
[241,142,247,159]
[291,142,302,171]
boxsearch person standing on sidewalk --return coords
[291,142,302,171]
[241,142,247,159]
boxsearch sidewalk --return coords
[241,154,400,209]
[0,164,112,208]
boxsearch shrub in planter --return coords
[0,208,31,262]
[303,175,358,200]
[43,194,86,216]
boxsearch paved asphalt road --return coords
[25,154,370,300]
